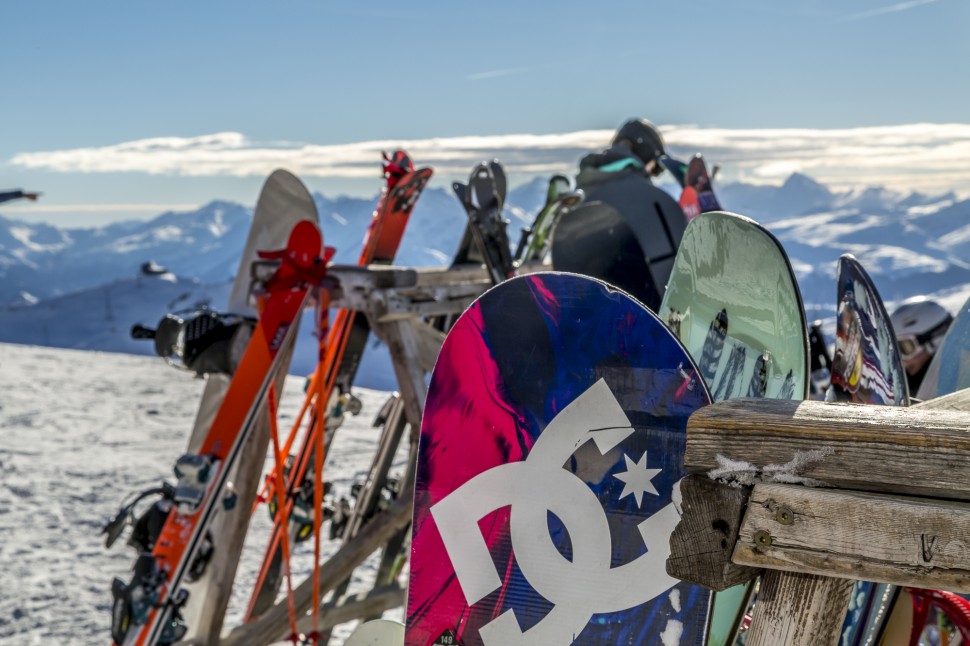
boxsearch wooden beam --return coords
[403,319,446,374]
[733,483,970,593]
[745,570,853,646]
[294,584,405,635]
[377,318,428,434]
[915,386,970,412]
[685,398,970,500]
[666,475,760,590]
[219,493,414,646]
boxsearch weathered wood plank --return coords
[745,570,853,646]
[733,483,970,592]
[685,398,970,500]
[327,263,489,318]
[405,319,446,374]
[916,386,970,412]
[219,492,414,646]
[377,318,428,434]
[666,475,760,590]
[294,584,405,635]
[377,292,483,322]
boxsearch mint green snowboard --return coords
[658,210,810,646]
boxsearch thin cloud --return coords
[843,0,938,21]
[466,67,536,81]
[10,124,970,196]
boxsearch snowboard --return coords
[657,210,810,646]
[550,201,663,311]
[453,160,514,284]
[346,619,406,645]
[406,272,713,646]
[660,154,721,222]
[112,220,327,646]
[679,155,721,221]
[828,255,909,646]
[107,170,320,644]
[550,182,686,313]
[513,174,584,265]
[658,211,809,402]
[659,156,688,188]
[246,151,432,620]
[829,254,909,406]
[917,292,970,400]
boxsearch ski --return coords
[110,220,327,646]
[245,151,431,621]
[513,174,584,265]
[110,170,320,644]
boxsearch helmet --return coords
[612,118,666,164]
[890,298,953,359]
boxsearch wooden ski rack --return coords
[667,388,970,646]
[197,262,490,646]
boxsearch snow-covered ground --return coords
[0,342,404,645]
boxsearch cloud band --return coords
[11,123,970,195]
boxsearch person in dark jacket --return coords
[560,118,687,309]
[577,118,668,194]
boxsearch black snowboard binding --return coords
[266,457,334,544]
[131,309,255,376]
[103,481,215,581]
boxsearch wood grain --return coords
[685,398,970,499]
[745,570,853,646]
[666,475,760,590]
[734,483,970,592]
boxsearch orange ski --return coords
[245,151,431,621]
[111,220,327,646]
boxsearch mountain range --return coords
[2,172,968,388]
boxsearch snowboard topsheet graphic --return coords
[406,272,712,645]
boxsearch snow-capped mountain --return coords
[2,172,969,388]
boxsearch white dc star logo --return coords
[614,452,662,507]
[431,379,681,645]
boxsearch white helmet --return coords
[890,297,952,359]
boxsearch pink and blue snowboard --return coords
[405,272,712,645]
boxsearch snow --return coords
[707,448,835,488]
[8,226,72,254]
[660,617,684,646]
[0,342,405,645]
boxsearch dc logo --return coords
[431,379,681,645]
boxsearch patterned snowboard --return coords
[828,254,910,646]
[829,254,909,406]
[657,210,810,646]
[658,211,809,402]
[917,292,970,400]
[406,272,713,645]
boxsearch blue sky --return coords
[2,0,968,225]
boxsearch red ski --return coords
[244,151,432,621]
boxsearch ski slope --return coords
[0,342,405,645]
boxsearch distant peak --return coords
[781,172,829,193]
